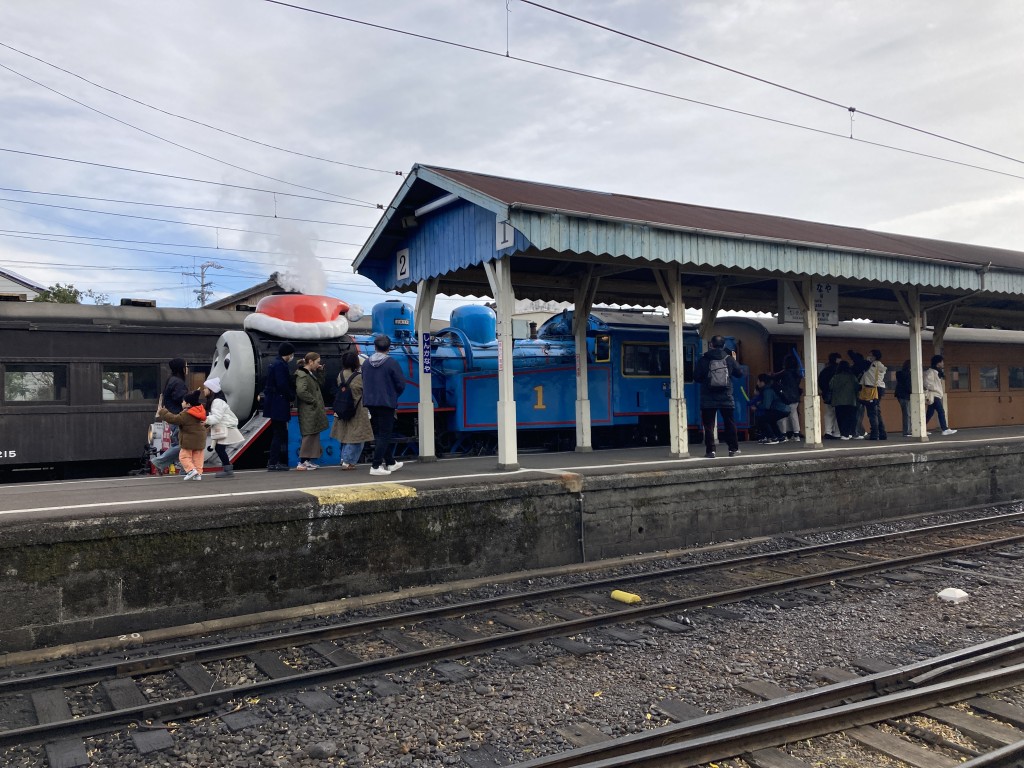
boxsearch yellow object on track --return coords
[610,590,642,604]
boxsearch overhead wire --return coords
[0,146,382,208]
[0,41,404,178]
[0,60,380,205]
[0,194,367,244]
[520,0,1024,168]
[259,0,1024,183]
[0,186,372,228]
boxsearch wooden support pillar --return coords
[572,266,598,452]
[791,280,822,448]
[483,258,519,470]
[895,288,928,442]
[655,264,689,458]
[415,277,438,462]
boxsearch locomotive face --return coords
[210,331,256,422]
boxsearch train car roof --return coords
[716,314,1024,345]
[0,302,249,330]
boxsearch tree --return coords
[33,284,111,304]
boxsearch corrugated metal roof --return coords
[426,166,1024,273]
[352,165,1024,326]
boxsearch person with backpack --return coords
[330,351,373,470]
[750,373,788,444]
[773,354,805,441]
[859,349,888,440]
[363,335,408,476]
[294,351,329,470]
[693,335,744,459]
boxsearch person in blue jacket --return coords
[363,335,407,476]
[261,342,295,471]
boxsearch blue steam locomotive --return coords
[209,295,749,465]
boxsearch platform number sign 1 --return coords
[396,248,410,281]
[496,220,514,251]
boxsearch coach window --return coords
[978,365,1000,392]
[101,364,161,401]
[3,364,69,402]
[947,365,970,392]
[1009,366,1024,389]
[594,334,611,363]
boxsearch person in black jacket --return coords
[151,357,188,474]
[817,352,842,439]
[895,359,912,436]
[693,336,744,459]
[363,335,408,476]
[261,342,296,471]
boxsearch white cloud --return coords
[1,0,1022,314]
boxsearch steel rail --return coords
[513,660,1024,768]
[3,505,1021,694]
[4,528,1024,747]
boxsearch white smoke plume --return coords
[273,220,327,296]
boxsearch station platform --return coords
[3,427,1024,655]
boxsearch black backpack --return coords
[774,374,801,405]
[332,372,360,421]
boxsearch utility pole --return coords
[183,261,223,306]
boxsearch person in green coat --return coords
[294,351,328,470]
[828,360,860,440]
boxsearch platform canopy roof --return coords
[354,165,1024,328]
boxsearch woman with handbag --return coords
[202,377,244,478]
[859,349,888,440]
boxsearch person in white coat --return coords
[923,355,958,436]
[202,377,244,477]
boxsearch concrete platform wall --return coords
[2,443,1022,653]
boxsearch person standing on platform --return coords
[817,352,842,439]
[895,359,913,436]
[774,354,804,442]
[157,390,207,480]
[860,349,888,440]
[694,335,744,459]
[848,349,870,438]
[330,350,372,470]
[151,357,188,474]
[201,377,243,478]
[262,342,295,471]
[363,335,407,476]
[294,351,328,470]
[829,361,859,439]
[924,354,958,436]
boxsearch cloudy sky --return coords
[1,1,1022,317]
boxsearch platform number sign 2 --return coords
[396,248,410,281]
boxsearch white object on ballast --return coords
[937,588,969,604]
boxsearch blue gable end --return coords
[363,199,533,291]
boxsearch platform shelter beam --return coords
[572,266,598,452]
[483,258,519,470]
[415,277,439,462]
[655,264,689,458]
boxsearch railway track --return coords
[3,506,1024,764]
[510,634,1024,767]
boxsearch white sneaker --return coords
[942,428,958,435]
[301,461,319,470]
[369,466,391,477]
[182,469,198,481]
[388,461,404,472]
